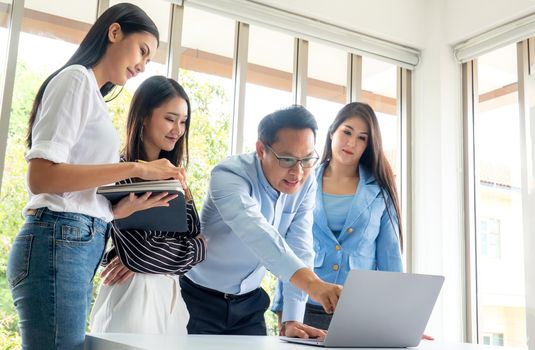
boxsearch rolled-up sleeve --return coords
[26,68,94,163]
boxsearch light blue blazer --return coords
[311,163,403,287]
[272,163,403,311]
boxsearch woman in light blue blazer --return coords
[273,102,403,331]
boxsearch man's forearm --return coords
[290,267,321,294]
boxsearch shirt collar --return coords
[88,68,101,91]
[254,153,279,200]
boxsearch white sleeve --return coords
[26,67,95,163]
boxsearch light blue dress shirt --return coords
[272,163,403,311]
[186,152,317,322]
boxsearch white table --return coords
[85,334,512,350]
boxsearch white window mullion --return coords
[346,53,362,103]
[292,38,307,107]
[516,38,535,347]
[230,22,249,155]
[167,2,184,80]
[0,0,24,193]
[398,67,412,273]
[462,60,479,344]
[96,0,109,17]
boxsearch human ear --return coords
[256,140,265,160]
[108,23,123,43]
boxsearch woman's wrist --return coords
[129,161,142,178]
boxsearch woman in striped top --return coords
[90,75,207,335]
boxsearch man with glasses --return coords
[181,105,342,338]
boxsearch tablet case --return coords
[98,185,188,232]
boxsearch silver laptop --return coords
[281,269,444,348]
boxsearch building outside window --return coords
[473,44,527,348]
[479,218,501,259]
[483,332,505,346]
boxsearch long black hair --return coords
[123,76,191,169]
[26,3,159,148]
[321,102,403,249]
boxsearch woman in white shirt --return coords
[6,4,183,350]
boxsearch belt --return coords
[183,277,258,300]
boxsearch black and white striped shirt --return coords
[102,175,206,275]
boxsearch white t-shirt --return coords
[24,65,120,222]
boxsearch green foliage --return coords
[0,61,45,283]
[0,310,21,350]
[106,88,133,149]
[262,272,280,336]
[0,60,45,350]
[0,275,20,349]
[179,70,231,207]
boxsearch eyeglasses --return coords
[265,144,319,169]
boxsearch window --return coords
[243,25,294,152]
[0,0,11,81]
[0,0,97,344]
[1,0,96,235]
[483,333,505,346]
[473,44,527,348]
[110,0,169,89]
[107,0,170,143]
[479,218,501,259]
[179,6,234,205]
[362,56,400,184]
[0,0,414,342]
[306,41,347,154]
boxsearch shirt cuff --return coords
[271,281,283,313]
[191,237,207,265]
[26,140,69,163]
[101,247,117,267]
[282,298,306,323]
[271,298,283,313]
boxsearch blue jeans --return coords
[7,207,111,350]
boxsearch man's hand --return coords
[290,268,343,314]
[282,321,326,339]
[101,256,134,285]
[305,279,342,314]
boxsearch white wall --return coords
[446,0,535,44]
[411,0,464,340]
[257,0,427,48]
[260,0,535,47]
